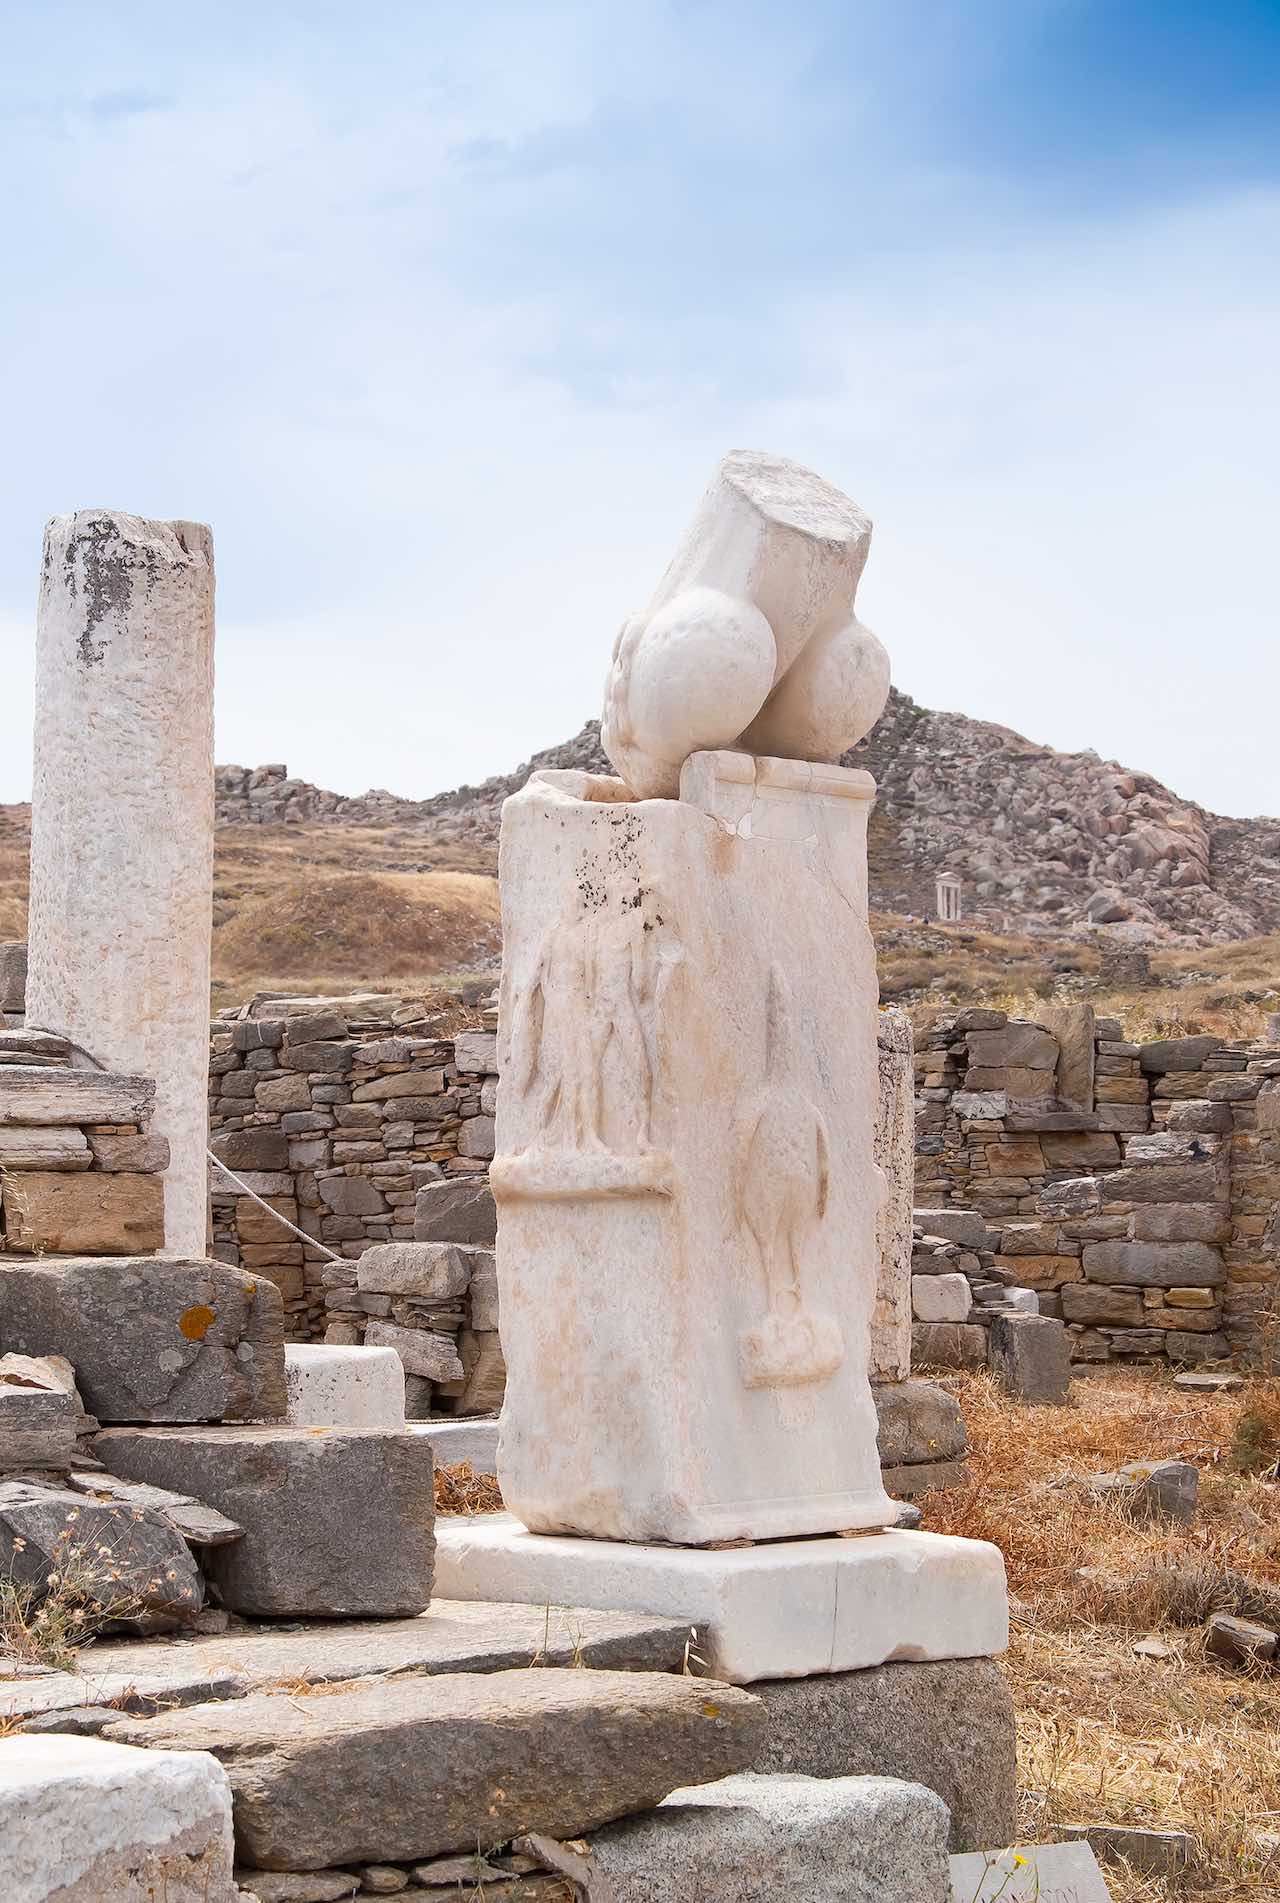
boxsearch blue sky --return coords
[2,1,1278,815]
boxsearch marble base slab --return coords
[434,1514,1008,1683]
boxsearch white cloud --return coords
[1,3,1276,821]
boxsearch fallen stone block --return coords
[911,1272,972,1323]
[2,1664,249,1726]
[587,1771,950,1902]
[1173,1370,1242,1393]
[356,1241,472,1299]
[951,1841,1110,1900]
[0,1733,237,1902]
[97,1426,435,1617]
[106,1669,765,1870]
[0,1170,165,1254]
[66,1599,696,1704]
[911,1321,988,1369]
[1206,1612,1277,1668]
[748,1656,1014,1852]
[65,1470,244,1546]
[873,1381,967,1468]
[0,1372,76,1470]
[363,1320,464,1383]
[988,1314,1071,1403]
[0,1257,287,1423]
[0,1477,204,1633]
[283,1344,406,1429]
[413,1175,497,1245]
[1062,1820,1194,1876]
[880,1457,969,1498]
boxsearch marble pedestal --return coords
[435,1513,1008,1684]
[493,750,894,1545]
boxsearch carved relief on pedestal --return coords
[736,967,845,1389]
[494,881,679,1202]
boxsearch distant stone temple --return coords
[935,872,962,922]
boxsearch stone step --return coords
[3,1599,696,1725]
[103,1668,766,1872]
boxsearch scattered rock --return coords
[1206,1613,1278,1669]
[988,1314,1071,1403]
[0,1476,203,1633]
[1174,1370,1243,1393]
[1062,1821,1193,1876]
[65,1470,244,1547]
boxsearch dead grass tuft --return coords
[435,1459,504,1516]
[924,1369,1280,1900]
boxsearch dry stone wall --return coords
[913,1006,1280,1366]
[208,998,500,1418]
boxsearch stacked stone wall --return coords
[0,1032,166,1257]
[207,1002,498,1414]
[913,1006,1280,1366]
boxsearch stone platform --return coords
[434,1516,1008,1682]
[1,1601,696,1725]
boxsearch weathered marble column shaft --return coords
[493,749,895,1545]
[26,510,215,1254]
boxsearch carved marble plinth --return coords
[493,749,894,1545]
[435,1513,1009,1683]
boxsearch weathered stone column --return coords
[872,1008,914,1382]
[26,511,215,1255]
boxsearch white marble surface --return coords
[911,1273,974,1324]
[493,750,893,1545]
[26,511,215,1254]
[435,1514,1009,1683]
[1,1734,235,1903]
[284,1343,406,1429]
[601,451,889,799]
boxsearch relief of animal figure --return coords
[736,966,845,1389]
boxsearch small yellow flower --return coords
[1013,1855,1027,1868]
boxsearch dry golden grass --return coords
[212,867,499,995]
[924,1369,1280,1900]
[434,1459,505,1516]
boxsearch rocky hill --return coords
[214,690,1280,944]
